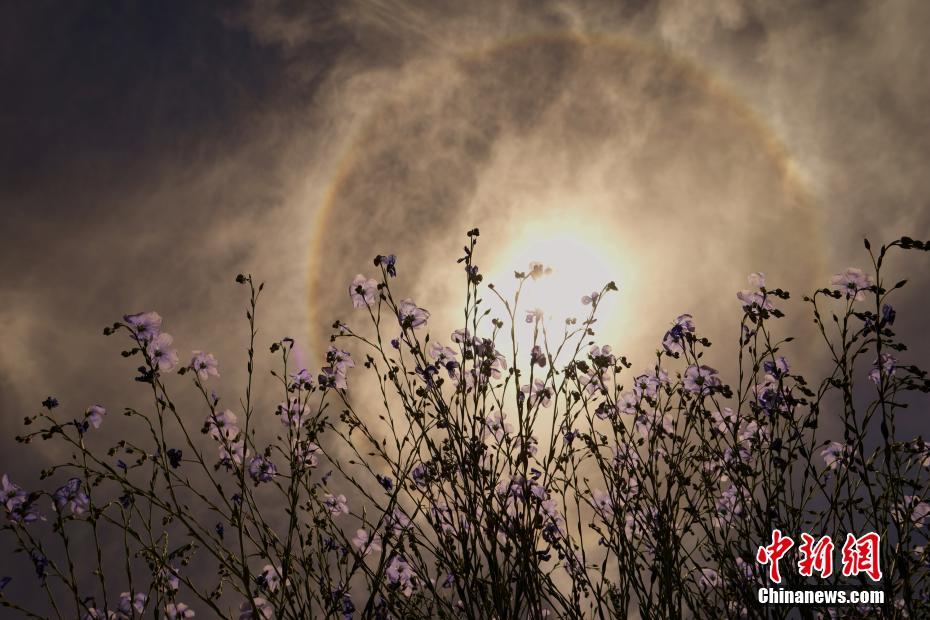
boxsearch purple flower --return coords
[319,346,355,390]
[349,274,378,309]
[830,267,874,301]
[386,556,416,596]
[525,308,544,324]
[277,398,308,428]
[530,345,547,368]
[895,496,930,528]
[53,478,89,516]
[291,368,314,390]
[737,272,774,311]
[30,549,48,583]
[397,299,429,330]
[123,311,162,342]
[591,489,614,519]
[662,314,695,355]
[762,356,789,378]
[821,441,851,471]
[352,529,382,557]
[322,493,348,516]
[190,351,219,381]
[683,365,721,395]
[165,602,195,619]
[581,291,599,305]
[710,407,738,433]
[117,591,146,616]
[147,332,179,372]
[248,456,276,484]
[238,598,273,620]
[41,396,59,410]
[374,254,397,277]
[257,564,286,593]
[84,404,106,430]
[292,440,320,467]
[869,352,897,385]
[484,412,513,441]
[1,475,39,524]
[520,379,552,408]
[376,474,393,491]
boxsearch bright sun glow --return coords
[485,219,636,357]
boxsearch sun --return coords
[484,218,636,357]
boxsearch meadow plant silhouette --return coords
[2,231,929,619]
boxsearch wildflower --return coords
[763,356,790,378]
[2,474,39,524]
[662,314,695,355]
[528,262,550,280]
[633,372,661,399]
[869,353,897,385]
[348,274,378,308]
[525,308,544,324]
[165,603,195,619]
[699,567,721,589]
[30,549,48,583]
[205,409,239,442]
[117,592,146,617]
[429,342,460,377]
[581,291,599,305]
[167,448,183,469]
[386,507,411,535]
[895,496,930,528]
[156,566,180,593]
[147,332,179,372]
[821,441,852,471]
[352,529,382,557]
[248,456,276,484]
[591,489,614,519]
[84,404,106,430]
[397,299,429,329]
[374,254,397,277]
[737,272,774,311]
[123,311,162,342]
[529,345,547,368]
[292,440,320,467]
[322,493,348,516]
[710,407,737,433]
[320,346,354,390]
[714,484,749,528]
[485,412,513,441]
[257,565,286,593]
[386,556,416,596]
[376,474,393,491]
[617,391,639,414]
[683,365,721,395]
[277,398,309,427]
[830,268,873,301]
[520,379,552,408]
[42,396,59,410]
[53,478,89,516]
[238,598,273,620]
[291,368,314,390]
[190,351,219,381]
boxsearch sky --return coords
[1,0,929,610]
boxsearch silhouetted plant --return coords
[2,232,929,619]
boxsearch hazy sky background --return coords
[1,0,929,609]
